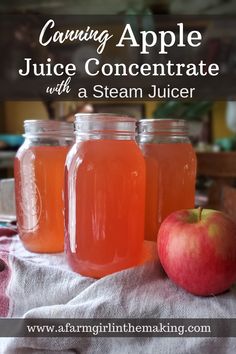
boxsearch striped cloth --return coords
[1,230,236,354]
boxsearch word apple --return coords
[157,208,236,296]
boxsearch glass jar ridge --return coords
[24,120,74,139]
[75,113,137,140]
[138,119,189,144]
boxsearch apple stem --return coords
[198,207,203,222]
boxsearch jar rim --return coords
[139,118,186,124]
[138,118,188,135]
[24,119,73,126]
[74,113,137,139]
[23,119,74,138]
[75,113,137,123]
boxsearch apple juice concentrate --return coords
[65,114,146,278]
[138,119,196,242]
[14,120,74,253]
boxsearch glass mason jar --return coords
[14,120,74,253]
[138,119,196,242]
[65,114,146,278]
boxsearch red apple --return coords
[157,208,236,296]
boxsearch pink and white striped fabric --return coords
[0,236,12,318]
[1,229,236,354]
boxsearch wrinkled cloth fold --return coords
[0,235,236,353]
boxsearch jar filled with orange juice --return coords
[65,114,146,278]
[14,120,74,253]
[138,119,196,242]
